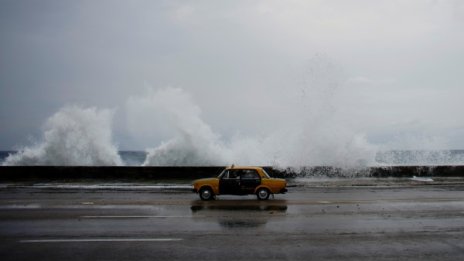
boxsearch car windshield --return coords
[218,169,227,179]
[261,169,271,178]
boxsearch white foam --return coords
[125,84,376,168]
[126,87,228,166]
[5,57,461,168]
[3,106,122,166]
[124,57,378,168]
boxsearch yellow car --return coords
[192,166,287,200]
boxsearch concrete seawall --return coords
[1,166,464,181]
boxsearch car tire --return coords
[199,187,214,201]
[256,188,270,200]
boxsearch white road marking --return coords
[20,238,182,243]
[0,204,42,209]
[410,176,434,182]
[19,184,193,190]
[0,205,170,210]
[81,215,192,219]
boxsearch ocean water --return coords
[2,150,464,167]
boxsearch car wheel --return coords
[256,188,270,200]
[199,187,214,201]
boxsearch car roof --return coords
[225,166,263,171]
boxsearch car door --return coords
[239,169,261,194]
[219,170,241,195]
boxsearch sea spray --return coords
[126,87,286,166]
[375,150,464,166]
[6,55,459,169]
[126,87,228,166]
[3,106,122,166]
[126,83,377,168]
[285,55,377,168]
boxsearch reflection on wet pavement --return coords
[190,200,288,212]
[190,200,287,228]
[218,219,266,228]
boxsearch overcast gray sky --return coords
[1,0,464,151]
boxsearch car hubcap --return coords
[259,190,268,199]
[202,190,211,199]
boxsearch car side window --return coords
[221,170,240,179]
[228,170,239,179]
[241,170,260,180]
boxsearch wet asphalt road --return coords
[0,184,464,260]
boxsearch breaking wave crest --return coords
[3,89,463,168]
[121,57,377,168]
[3,106,122,166]
[4,57,462,168]
[125,86,376,168]
[126,87,228,166]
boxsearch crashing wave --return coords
[3,106,122,166]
